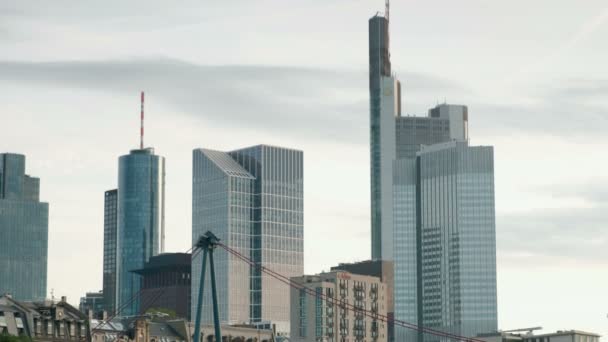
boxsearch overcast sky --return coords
[1,0,607,338]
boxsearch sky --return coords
[1,0,607,338]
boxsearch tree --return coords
[0,334,31,342]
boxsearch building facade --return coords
[290,270,388,342]
[90,316,275,342]
[393,141,498,342]
[331,260,394,342]
[116,148,165,316]
[477,330,601,342]
[0,294,89,341]
[0,153,49,301]
[369,10,401,261]
[395,104,468,159]
[132,253,191,320]
[192,145,303,333]
[102,189,118,314]
[79,291,104,316]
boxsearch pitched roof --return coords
[198,149,254,179]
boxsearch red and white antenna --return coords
[140,91,144,149]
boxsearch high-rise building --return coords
[102,189,118,314]
[290,270,388,342]
[116,148,165,316]
[368,0,472,262]
[0,153,48,301]
[393,141,498,341]
[192,145,303,334]
[79,291,104,316]
[369,7,401,260]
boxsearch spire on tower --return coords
[385,0,390,22]
[140,91,144,149]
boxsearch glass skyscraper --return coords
[393,141,498,341]
[116,148,165,316]
[192,145,303,334]
[102,189,118,314]
[0,153,48,301]
[369,11,401,261]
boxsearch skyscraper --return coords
[0,153,48,301]
[368,4,498,340]
[102,189,118,314]
[369,6,401,260]
[393,141,498,341]
[192,145,303,333]
[116,147,165,316]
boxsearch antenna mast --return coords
[140,91,144,149]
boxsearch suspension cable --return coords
[217,242,486,342]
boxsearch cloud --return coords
[1,58,607,146]
[498,183,608,265]
[0,58,463,145]
[471,87,608,140]
[534,182,608,204]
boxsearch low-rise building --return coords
[131,253,191,320]
[0,294,89,341]
[478,330,601,342]
[331,260,394,342]
[90,315,274,342]
[290,270,388,342]
[522,330,600,342]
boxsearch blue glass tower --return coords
[192,145,303,334]
[0,153,48,301]
[116,148,165,316]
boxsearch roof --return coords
[90,318,126,332]
[131,253,191,275]
[527,330,601,338]
[198,149,254,179]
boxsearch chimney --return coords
[61,296,67,303]
[102,310,108,321]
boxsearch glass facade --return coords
[393,142,497,342]
[395,117,451,159]
[392,158,418,342]
[116,148,165,316]
[192,148,255,326]
[102,189,118,314]
[0,153,48,301]
[192,145,303,333]
[369,13,396,260]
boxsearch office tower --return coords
[102,189,118,314]
[393,141,498,341]
[290,270,388,342]
[116,147,165,316]
[331,260,395,342]
[192,145,303,333]
[369,6,401,260]
[79,291,104,315]
[396,104,469,159]
[132,253,191,319]
[0,153,49,301]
